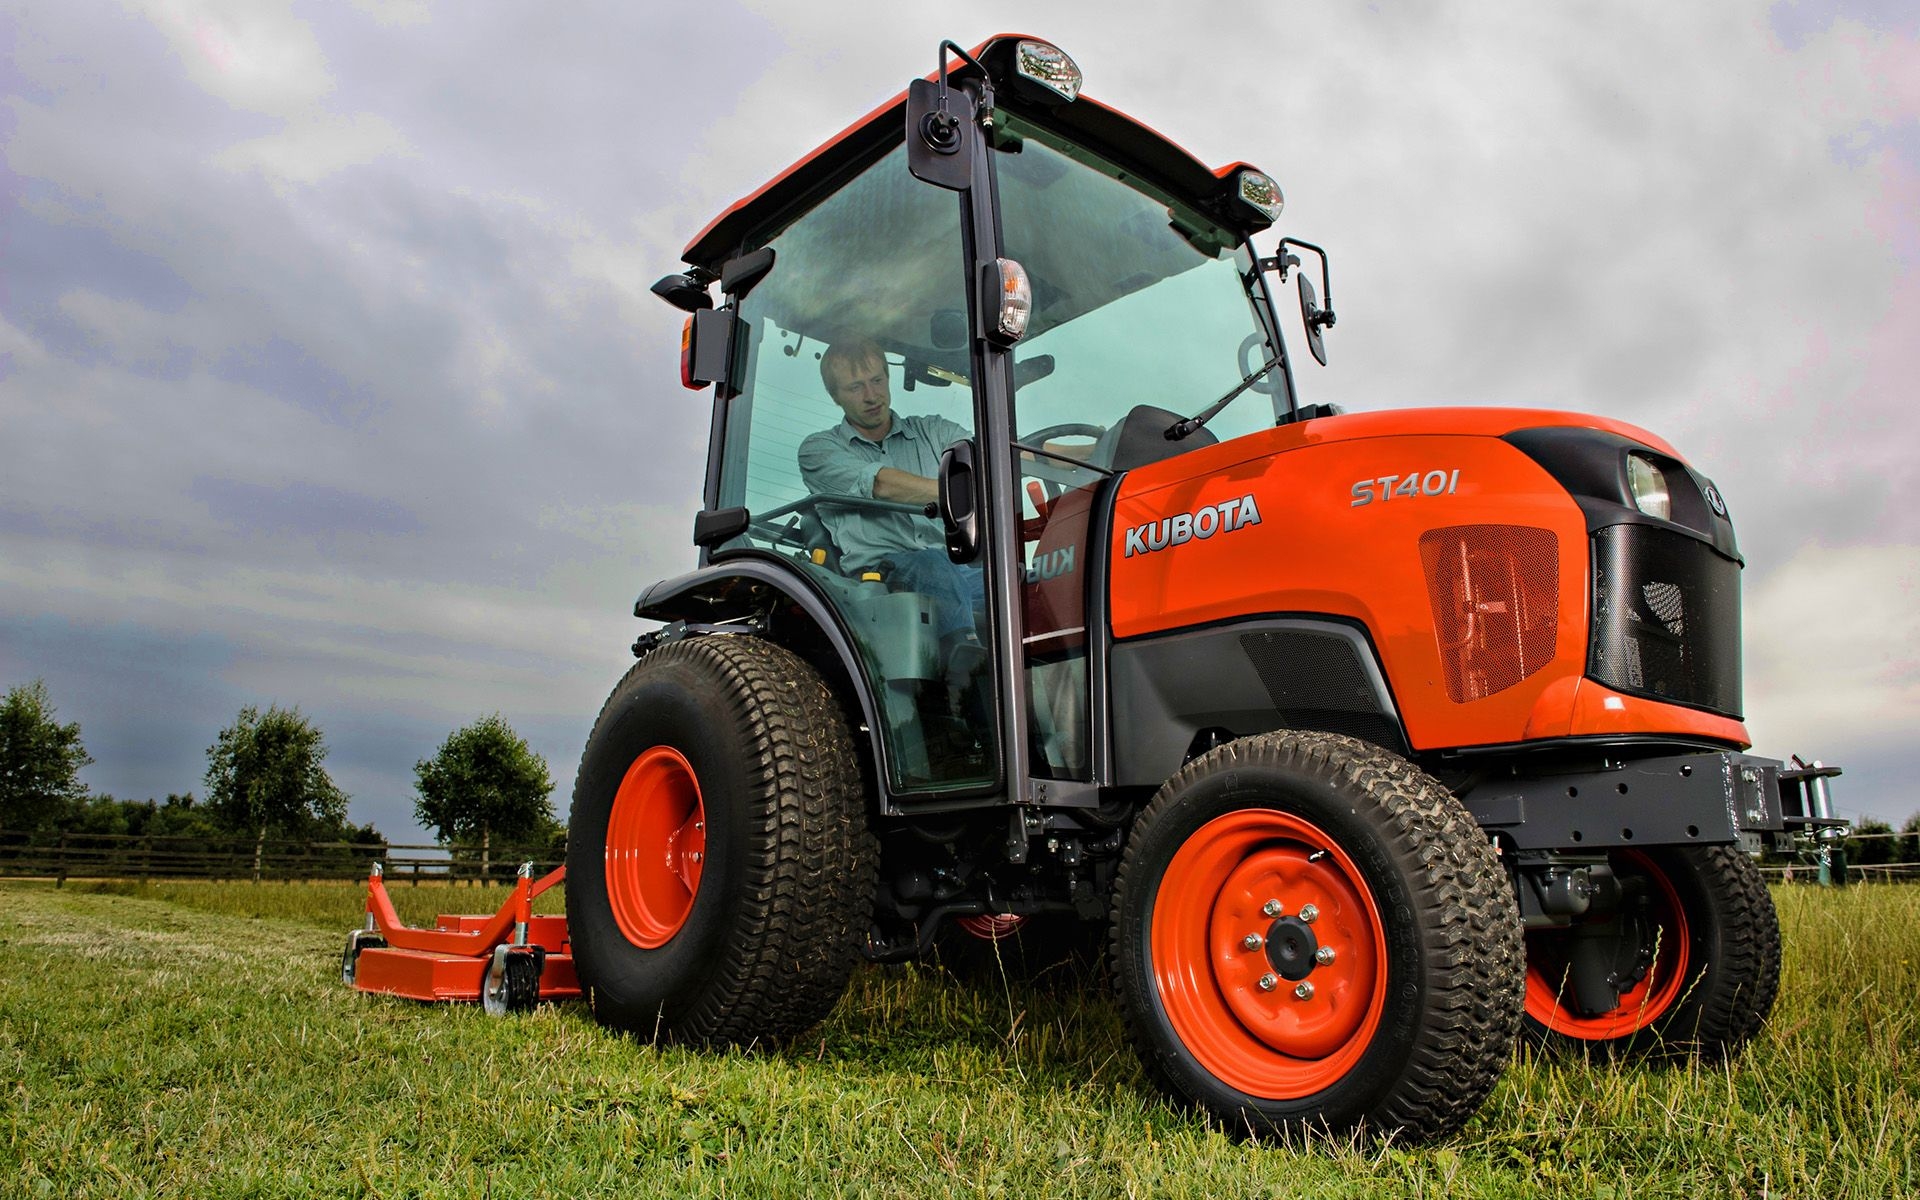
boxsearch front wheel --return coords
[1522,845,1779,1057]
[566,636,875,1047]
[1110,732,1523,1143]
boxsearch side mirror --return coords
[906,77,975,191]
[1298,275,1329,367]
[937,439,980,563]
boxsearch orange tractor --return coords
[366,37,1847,1142]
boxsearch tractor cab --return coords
[650,36,1309,804]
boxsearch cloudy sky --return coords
[4,1,1915,840]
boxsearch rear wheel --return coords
[1111,732,1522,1143]
[935,912,1104,988]
[1523,845,1779,1057]
[566,636,875,1047]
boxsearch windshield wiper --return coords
[1165,358,1280,441]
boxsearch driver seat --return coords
[1096,405,1218,472]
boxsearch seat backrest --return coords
[792,506,843,575]
[1098,404,1219,472]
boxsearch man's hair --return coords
[820,337,887,397]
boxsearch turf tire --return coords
[1110,731,1523,1143]
[566,636,875,1047]
[1522,845,1780,1058]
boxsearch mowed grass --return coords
[1,880,1914,1198]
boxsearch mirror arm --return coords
[937,40,995,123]
[1275,238,1336,329]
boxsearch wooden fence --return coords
[0,830,562,886]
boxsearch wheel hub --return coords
[1264,916,1320,981]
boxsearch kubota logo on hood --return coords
[1123,494,1262,558]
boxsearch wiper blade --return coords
[1165,358,1280,441]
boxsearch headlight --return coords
[1014,40,1083,103]
[1626,454,1671,521]
[1235,170,1283,222]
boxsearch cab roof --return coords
[683,35,1269,273]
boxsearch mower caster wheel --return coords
[341,930,385,986]
[483,945,543,1016]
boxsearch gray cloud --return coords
[3,1,1915,831]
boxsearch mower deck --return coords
[344,862,579,1010]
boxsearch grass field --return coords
[2,879,1914,1198]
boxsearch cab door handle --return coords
[938,439,980,563]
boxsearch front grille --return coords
[1589,524,1742,718]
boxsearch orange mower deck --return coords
[342,862,579,1012]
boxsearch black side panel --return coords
[1109,619,1408,787]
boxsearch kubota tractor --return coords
[563,36,1843,1142]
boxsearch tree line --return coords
[0,680,561,874]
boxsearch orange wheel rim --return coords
[1150,808,1388,1099]
[1523,850,1690,1040]
[605,746,707,949]
[956,914,1026,941]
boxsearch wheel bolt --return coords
[688,851,703,863]
[1262,899,1283,918]
[1257,973,1278,992]
[1298,903,1319,924]
[1314,945,1336,966]
[1294,981,1315,1000]
[1242,933,1263,950]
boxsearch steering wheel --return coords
[1238,331,1280,396]
[1016,422,1108,525]
[1019,422,1106,447]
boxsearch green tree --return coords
[204,705,348,880]
[1849,817,1895,866]
[1898,813,1920,865]
[413,714,555,878]
[0,680,93,832]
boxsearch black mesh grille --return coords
[1589,524,1742,718]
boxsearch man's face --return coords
[826,354,892,437]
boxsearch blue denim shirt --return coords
[797,412,971,574]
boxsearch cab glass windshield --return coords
[993,116,1287,455]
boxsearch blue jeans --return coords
[879,548,985,642]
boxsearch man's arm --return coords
[872,466,937,505]
[798,430,882,497]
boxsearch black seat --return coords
[1097,404,1218,472]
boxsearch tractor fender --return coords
[634,555,891,805]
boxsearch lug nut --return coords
[1294,981,1315,1000]
[1262,899,1283,918]
[1257,973,1278,992]
[688,851,703,863]
[1298,903,1319,924]
[1242,933,1263,950]
[1314,946,1337,966]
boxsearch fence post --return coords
[56,833,68,888]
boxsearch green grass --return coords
[2,880,1914,1198]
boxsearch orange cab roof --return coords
[683,35,1271,271]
